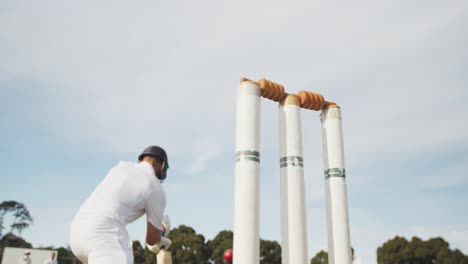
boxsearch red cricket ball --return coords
[223,248,233,262]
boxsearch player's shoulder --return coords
[113,161,150,176]
[115,160,138,170]
[130,162,163,193]
[146,178,165,199]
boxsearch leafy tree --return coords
[206,230,233,264]
[377,236,468,264]
[0,201,33,237]
[133,240,146,264]
[38,245,82,264]
[144,247,156,264]
[0,232,32,248]
[130,240,156,264]
[377,236,409,263]
[205,230,280,264]
[167,225,209,263]
[260,239,281,264]
[56,246,82,264]
[311,250,329,264]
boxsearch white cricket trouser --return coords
[70,216,133,264]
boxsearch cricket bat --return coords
[157,249,172,264]
[157,215,172,264]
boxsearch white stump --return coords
[279,95,309,264]
[321,105,352,264]
[233,80,261,264]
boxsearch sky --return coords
[1,0,467,262]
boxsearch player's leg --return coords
[88,247,131,264]
[87,225,134,264]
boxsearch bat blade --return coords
[156,249,172,264]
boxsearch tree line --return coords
[132,225,281,264]
[2,200,468,263]
[311,236,468,264]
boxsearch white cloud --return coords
[1,0,467,159]
[184,141,225,174]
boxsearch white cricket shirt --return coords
[44,258,57,264]
[75,161,166,230]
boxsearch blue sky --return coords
[1,0,468,262]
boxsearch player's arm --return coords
[146,221,161,245]
[145,200,171,253]
[145,185,171,253]
[146,221,172,254]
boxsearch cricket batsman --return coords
[70,146,172,264]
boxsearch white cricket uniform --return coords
[70,161,166,264]
[44,258,57,264]
[18,256,31,264]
